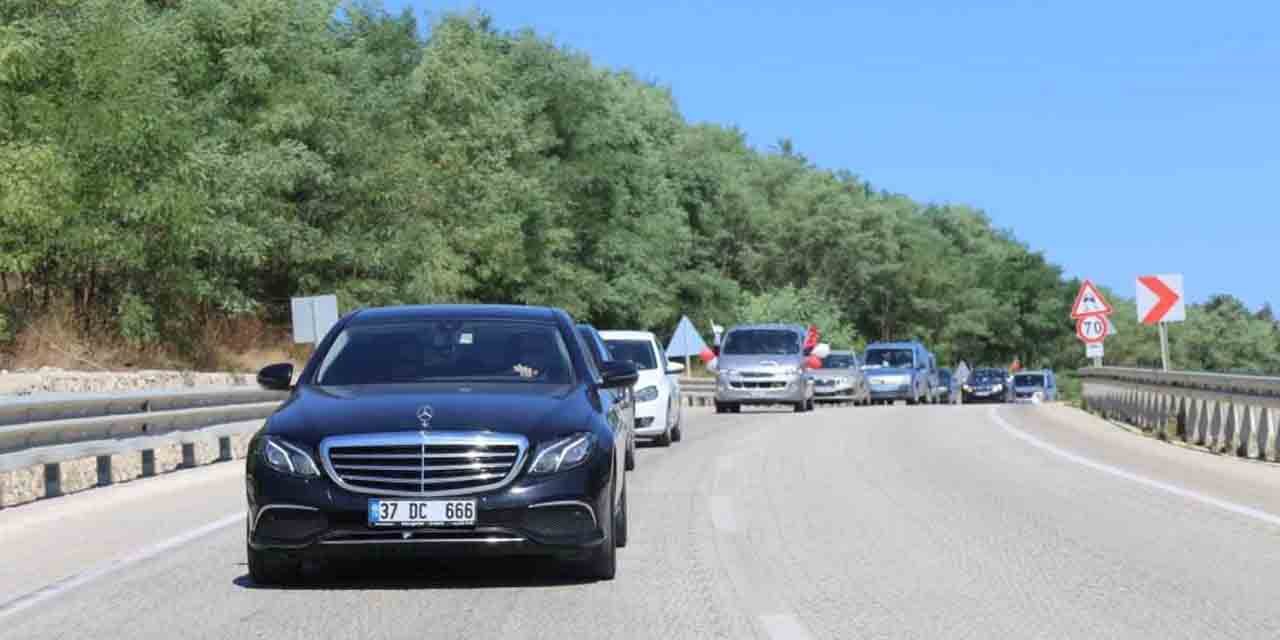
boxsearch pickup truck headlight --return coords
[530,433,596,475]
[261,436,320,477]
[636,385,660,403]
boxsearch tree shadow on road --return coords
[231,555,595,591]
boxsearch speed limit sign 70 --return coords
[1077,316,1107,344]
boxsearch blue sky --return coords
[390,1,1278,310]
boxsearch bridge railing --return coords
[1078,367,1280,462]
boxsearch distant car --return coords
[600,330,684,446]
[1011,370,1057,403]
[962,367,1011,403]
[934,368,956,403]
[713,323,817,413]
[862,341,936,405]
[812,351,870,405]
[578,324,637,470]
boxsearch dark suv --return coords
[247,305,638,583]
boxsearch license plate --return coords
[368,499,476,527]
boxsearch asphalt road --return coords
[5,402,1280,639]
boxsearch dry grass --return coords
[0,307,307,373]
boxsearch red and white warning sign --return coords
[1070,280,1113,319]
[1076,316,1108,344]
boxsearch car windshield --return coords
[972,370,1006,383]
[821,354,857,368]
[721,330,801,355]
[314,320,573,385]
[1014,374,1046,387]
[604,339,658,370]
[864,348,915,368]
[939,370,952,384]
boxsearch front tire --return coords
[578,475,617,581]
[625,434,636,471]
[615,482,628,548]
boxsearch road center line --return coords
[991,408,1280,528]
[759,613,815,640]
[0,512,244,621]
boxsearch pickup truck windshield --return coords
[315,320,573,385]
[721,330,801,355]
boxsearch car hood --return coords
[266,383,592,445]
[811,368,855,378]
[634,368,667,390]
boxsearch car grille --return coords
[730,381,787,390]
[320,432,529,497]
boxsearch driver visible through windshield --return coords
[721,330,801,356]
[864,348,915,369]
[314,320,573,385]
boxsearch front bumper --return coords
[247,457,610,559]
[715,376,809,405]
[962,389,1006,403]
[633,399,667,437]
[868,383,913,401]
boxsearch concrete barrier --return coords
[1079,367,1280,462]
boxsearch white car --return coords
[601,330,684,446]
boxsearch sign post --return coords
[1137,274,1185,372]
[1071,280,1113,367]
[291,294,339,345]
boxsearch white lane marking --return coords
[991,408,1280,528]
[759,613,815,640]
[710,495,738,533]
[0,512,244,620]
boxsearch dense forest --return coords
[1,0,1277,374]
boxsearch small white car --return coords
[601,330,684,446]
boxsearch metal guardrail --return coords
[1078,366,1280,462]
[1078,367,1280,399]
[0,387,285,507]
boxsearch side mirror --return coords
[257,363,295,391]
[666,361,686,375]
[599,361,640,389]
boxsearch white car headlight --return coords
[261,437,320,477]
[530,434,596,475]
[636,385,660,402]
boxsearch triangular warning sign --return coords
[1071,280,1113,319]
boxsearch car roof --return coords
[599,330,657,341]
[726,323,806,332]
[348,304,561,325]
[866,341,923,349]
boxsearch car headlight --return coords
[636,385,660,402]
[993,384,1004,392]
[261,436,320,477]
[529,433,596,475]
[963,384,973,392]
[836,376,850,385]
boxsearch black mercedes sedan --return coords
[245,305,638,584]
